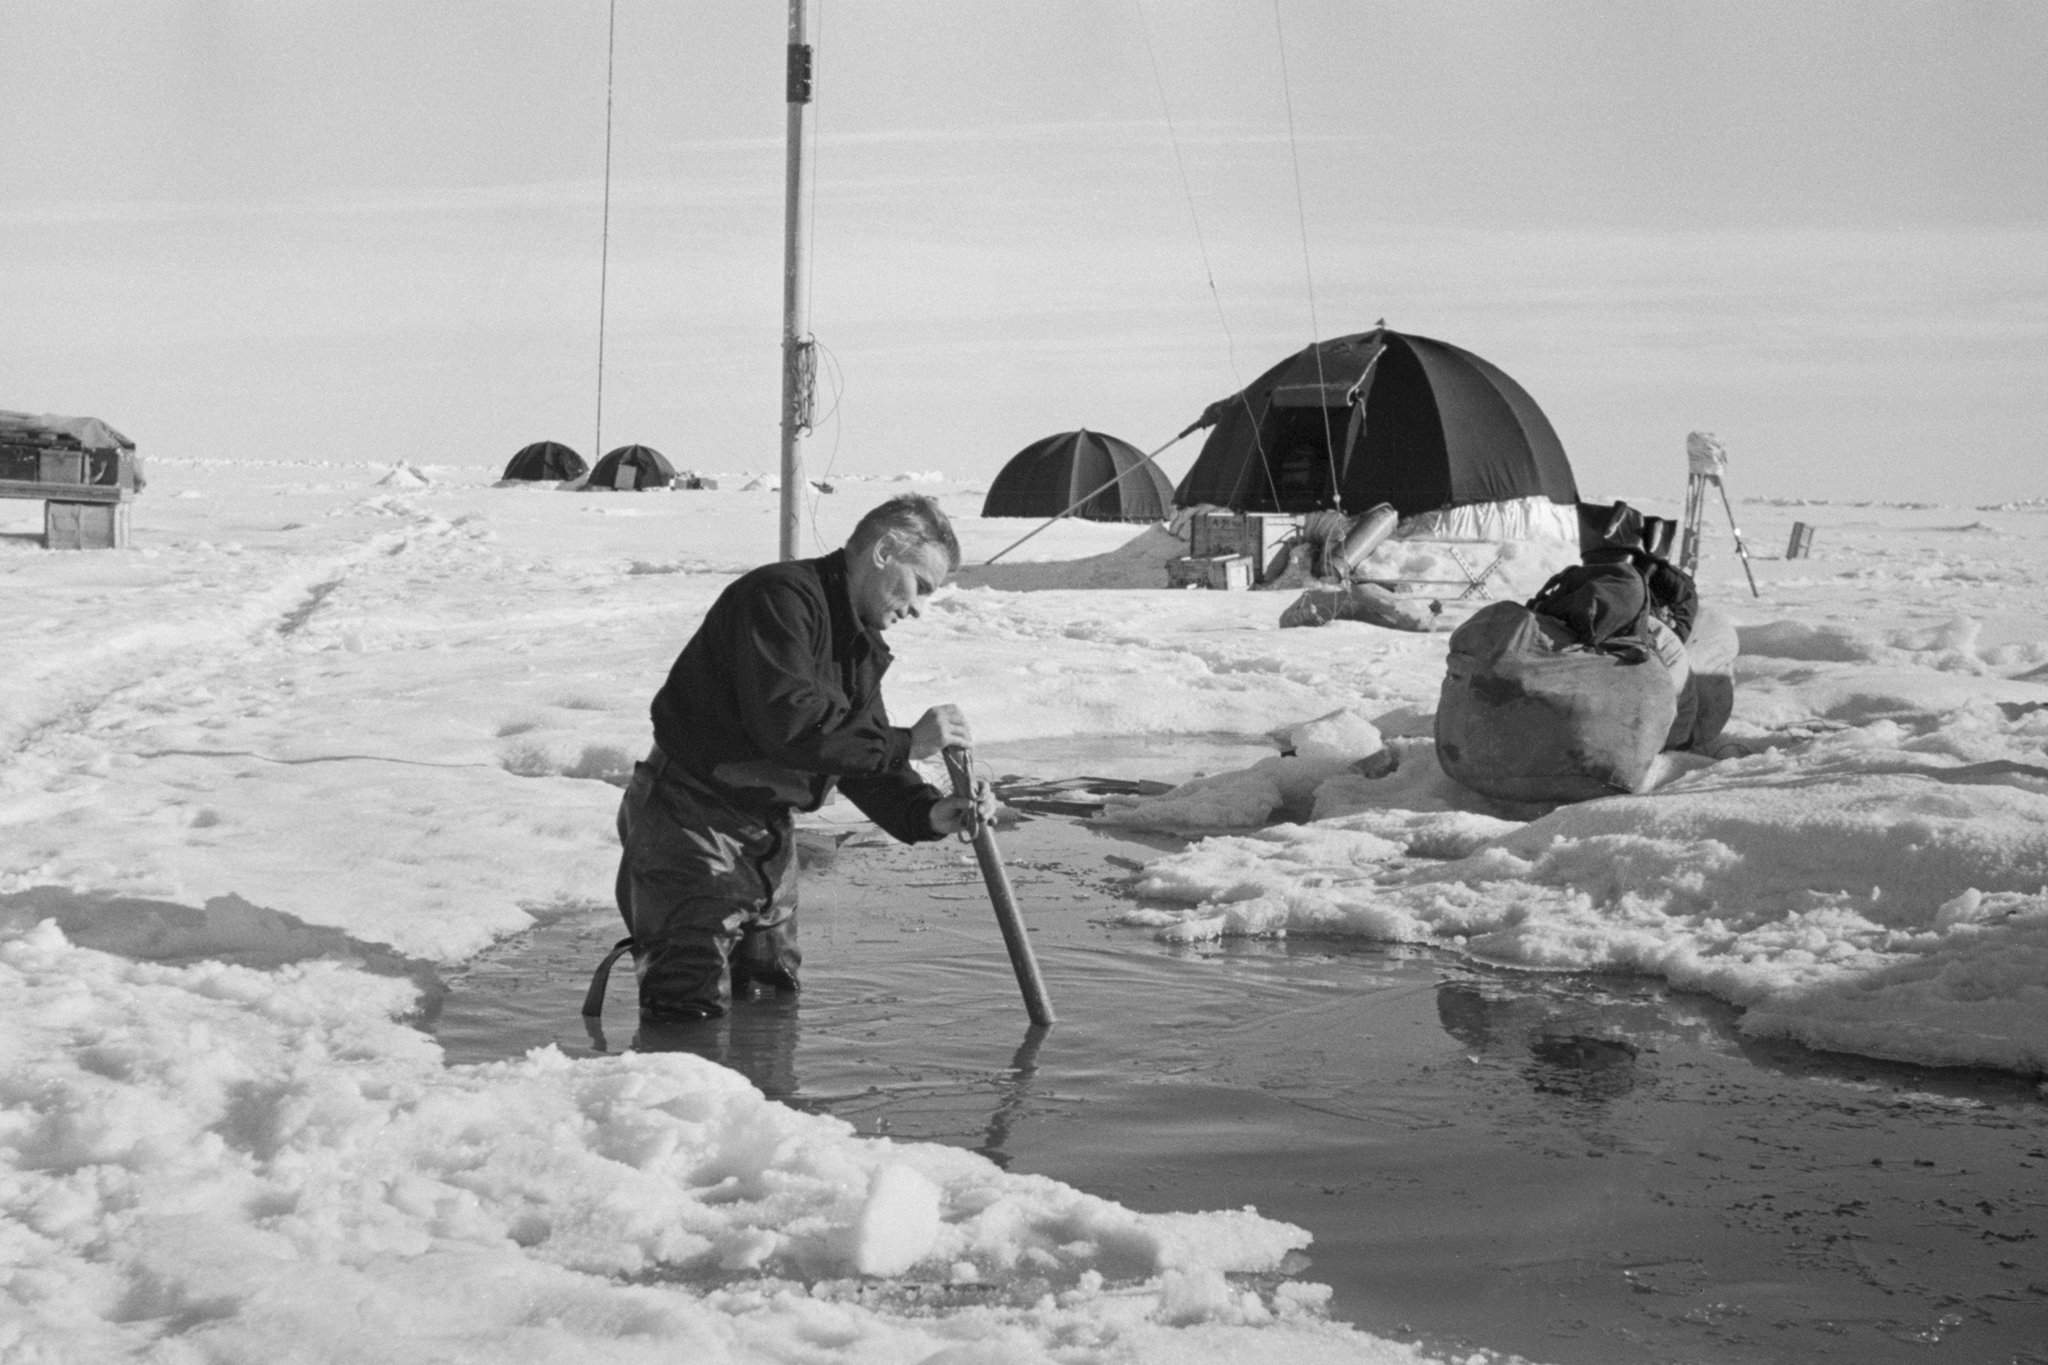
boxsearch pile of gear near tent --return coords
[1435,499,1739,804]
[1172,324,1737,800]
[983,429,1173,522]
[500,441,586,483]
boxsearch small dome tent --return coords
[587,444,677,491]
[501,441,586,482]
[1172,327,1579,539]
[982,429,1171,522]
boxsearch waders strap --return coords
[582,936,636,1018]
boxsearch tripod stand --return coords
[1679,433,1760,598]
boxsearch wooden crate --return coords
[0,443,42,482]
[1189,512,1268,578]
[1167,553,1252,590]
[45,499,130,550]
[38,451,86,484]
[1786,522,1815,559]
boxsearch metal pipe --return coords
[943,747,1055,1026]
[778,0,813,561]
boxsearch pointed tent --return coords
[588,444,677,491]
[982,429,1172,522]
[1172,327,1578,521]
[501,441,586,482]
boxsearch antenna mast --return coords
[778,0,815,560]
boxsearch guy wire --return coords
[1271,0,1339,505]
[1134,0,1279,510]
[1133,0,1241,394]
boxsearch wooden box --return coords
[38,451,86,484]
[1167,553,1252,590]
[1786,522,1815,559]
[1189,512,1268,579]
[46,499,130,550]
[0,443,41,482]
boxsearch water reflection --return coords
[973,1025,1049,1170]
[582,996,806,1099]
[1435,979,1646,1103]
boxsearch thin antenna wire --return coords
[594,0,618,460]
[1133,0,1239,384]
[1135,0,1281,512]
[1271,0,1338,506]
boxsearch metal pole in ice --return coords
[943,746,1056,1027]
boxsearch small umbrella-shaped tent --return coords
[588,444,677,491]
[501,441,586,482]
[982,429,1172,522]
[1172,327,1578,518]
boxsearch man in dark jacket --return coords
[613,494,992,1021]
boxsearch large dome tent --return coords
[1173,326,1579,541]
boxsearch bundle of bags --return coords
[1435,502,1737,803]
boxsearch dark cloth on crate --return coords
[615,549,946,1019]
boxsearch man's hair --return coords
[847,494,961,571]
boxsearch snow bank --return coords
[0,921,1447,1363]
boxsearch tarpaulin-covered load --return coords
[1172,327,1579,525]
[983,429,1171,522]
[500,441,587,482]
[587,444,677,491]
[1435,562,1737,804]
[0,410,142,490]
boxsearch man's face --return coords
[853,537,950,633]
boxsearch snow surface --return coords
[4,457,2046,1362]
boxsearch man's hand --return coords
[930,778,999,838]
[909,704,972,760]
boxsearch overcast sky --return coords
[5,1,2044,503]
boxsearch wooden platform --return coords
[0,480,135,549]
[0,478,131,504]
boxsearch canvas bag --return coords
[1435,601,1679,803]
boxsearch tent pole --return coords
[983,432,1190,566]
[777,0,814,562]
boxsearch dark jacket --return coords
[648,549,942,843]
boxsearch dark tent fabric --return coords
[982,429,1172,522]
[502,441,586,482]
[1172,327,1578,518]
[588,444,677,491]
